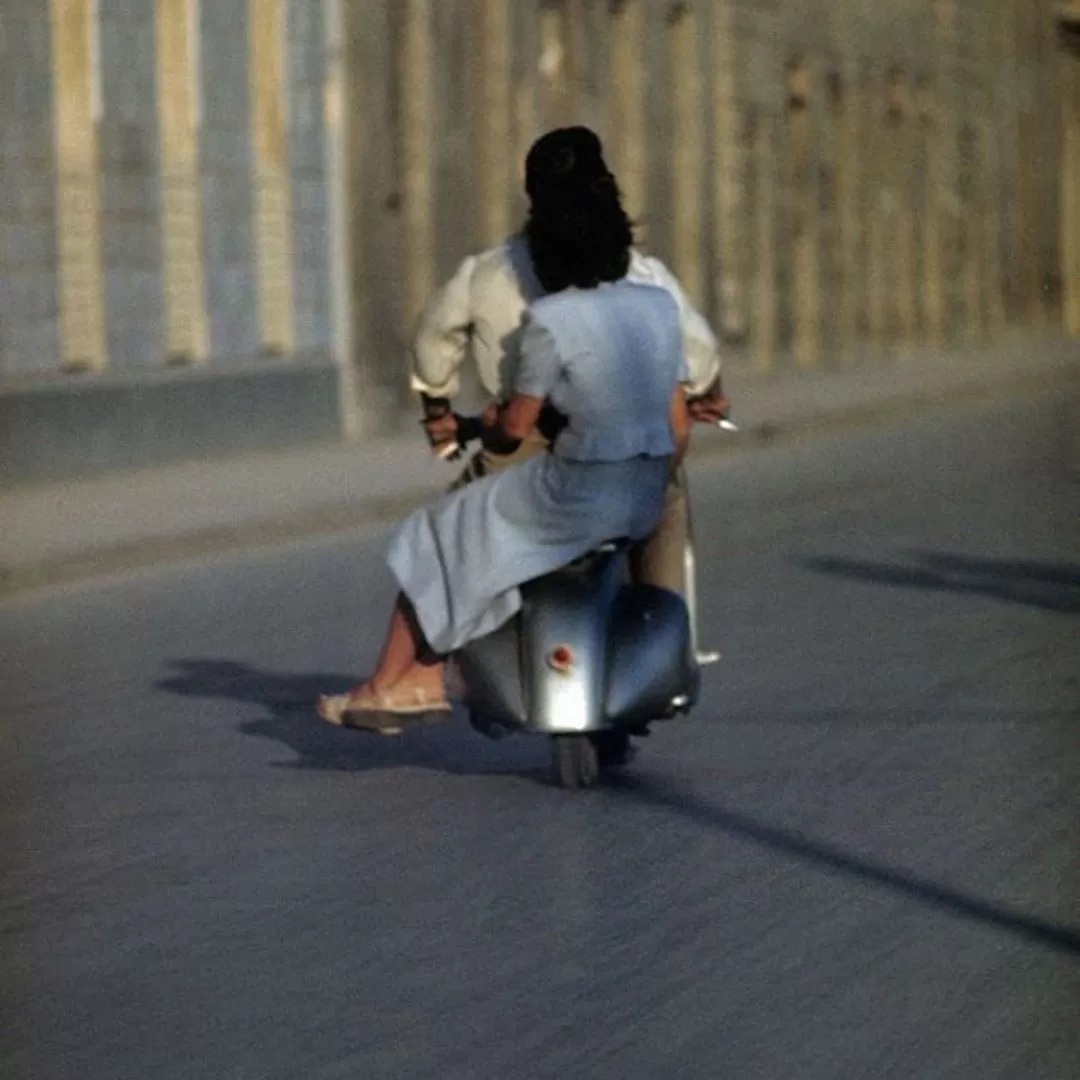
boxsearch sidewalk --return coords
[2,335,1076,598]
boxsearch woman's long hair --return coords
[523,128,634,295]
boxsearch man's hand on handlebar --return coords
[417,396,459,460]
[421,411,460,457]
[688,383,731,425]
[419,395,493,461]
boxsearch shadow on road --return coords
[606,774,1080,959]
[157,662,1080,958]
[804,552,1080,614]
[155,659,547,779]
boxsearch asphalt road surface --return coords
[2,391,1078,1080]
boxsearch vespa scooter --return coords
[450,534,700,788]
[435,416,709,789]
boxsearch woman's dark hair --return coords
[523,127,634,294]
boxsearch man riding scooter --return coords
[411,127,730,664]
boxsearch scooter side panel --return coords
[454,619,528,733]
[520,554,623,734]
[605,585,699,726]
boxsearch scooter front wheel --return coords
[551,734,600,789]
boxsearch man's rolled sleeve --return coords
[409,255,477,398]
[681,311,722,398]
[676,343,692,388]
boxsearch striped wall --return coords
[341,0,1072,393]
[0,0,1074,401]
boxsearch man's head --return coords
[523,127,634,294]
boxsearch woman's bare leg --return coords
[366,593,443,695]
[316,592,445,723]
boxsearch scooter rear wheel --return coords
[591,730,633,770]
[551,734,600,789]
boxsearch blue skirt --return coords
[386,453,671,655]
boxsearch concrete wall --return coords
[0,3,62,378]
[0,0,1072,487]
[0,0,338,487]
[200,0,259,362]
[342,0,1069,392]
[287,0,332,355]
[99,0,165,372]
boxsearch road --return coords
[2,391,1078,1080]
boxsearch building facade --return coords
[0,0,1072,486]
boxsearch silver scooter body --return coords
[452,540,700,786]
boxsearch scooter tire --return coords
[591,730,633,770]
[551,734,600,789]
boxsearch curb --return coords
[1,361,1075,601]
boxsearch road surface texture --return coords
[2,391,1078,1079]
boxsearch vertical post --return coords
[788,56,820,368]
[1015,1,1046,328]
[930,0,959,345]
[157,0,209,365]
[1061,10,1080,336]
[833,61,862,357]
[960,117,984,342]
[979,117,1006,337]
[476,0,511,248]
[982,0,1010,334]
[609,0,647,233]
[712,0,745,341]
[324,0,360,438]
[669,2,705,308]
[957,9,986,344]
[918,77,945,347]
[249,0,294,355]
[998,0,1020,321]
[887,68,918,346]
[865,68,888,351]
[1034,0,1060,328]
[400,0,434,330]
[751,110,778,372]
[539,0,573,131]
[49,0,107,372]
[565,0,596,132]
[512,2,538,208]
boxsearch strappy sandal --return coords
[316,682,451,735]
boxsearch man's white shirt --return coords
[409,235,721,401]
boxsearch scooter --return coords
[451,534,700,788]
[431,409,734,789]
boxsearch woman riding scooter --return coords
[317,134,692,728]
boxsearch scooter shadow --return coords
[156,658,552,780]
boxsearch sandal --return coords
[316,682,451,734]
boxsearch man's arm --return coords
[409,254,477,400]
[410,255,480,454]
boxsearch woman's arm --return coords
[479,395,545,455]
[473,312,559,455]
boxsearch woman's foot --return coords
[316,666,450,732]
[317,690,406,735]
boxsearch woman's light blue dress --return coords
[386,280,688,656]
